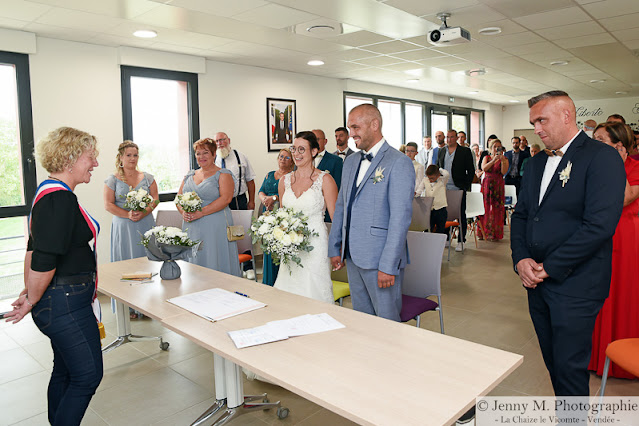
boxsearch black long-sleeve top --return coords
[27,190,96,275]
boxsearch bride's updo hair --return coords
[295,131,320,158]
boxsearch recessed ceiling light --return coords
[590,79,606,83]
[407,78,420,83]
[509,100,520,103]
[307,60,324,66]
[307,25,335,35]
[133,30,157,38]
[615,91,628,95]
[478,27,502,36]
[465,68,486,77]
[550,60,569,66]
[468,91,479,94]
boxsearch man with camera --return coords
[504,136,530,197]
[437,129,475,252]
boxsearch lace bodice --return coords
[282,171,327,222]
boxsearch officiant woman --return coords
[5,127,103,425]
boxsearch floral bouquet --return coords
[123,188,153,211]
[175,191,202,213]
[141,226,201,279]
[250,207,318,271]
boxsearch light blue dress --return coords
[105,172,156,262]
[182,170,241,276]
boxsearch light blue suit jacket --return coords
[328,140,415,275]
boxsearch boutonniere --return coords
[559,161,572,187]
[373,167,385,184]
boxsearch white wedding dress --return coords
[273,171,334,304]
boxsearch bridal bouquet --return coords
[123,188,153,211]
[251,207,318,270]
[175,191,202,212]
[141,226,201,279]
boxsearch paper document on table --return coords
[228,313,345,348]
[267,313,345,337]
[228,323,289,349]
[167,288,266,322]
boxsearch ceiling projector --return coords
[428,13,471,47]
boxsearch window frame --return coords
[120,66,200,202]
[0,50,36,218]
[343,91,484,146]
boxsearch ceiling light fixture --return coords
[478,27,502,36]
[550,60,569,66]
[615,91,628,95]
[306,25,335,35]
[468,91,479,94]
[465,68,486,77]
[133,30,157,38]
[407,78,420,83]
[590,79,606,83]
[509,100,520,103]
[307,60,324,66]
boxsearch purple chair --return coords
[399,231,447,333]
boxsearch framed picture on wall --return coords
[267,98,296,152]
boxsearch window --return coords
[431,112,449,141]
[0,51,35,300]
[471,111,484,149]
[121,66,200,201]
[378,100,402,149]
[452,113,468,135]
[344,95,372,120]
[405,103,423,145]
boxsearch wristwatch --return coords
[272,196,277,201]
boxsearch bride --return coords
[273,131,338,303]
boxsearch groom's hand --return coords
[378,271,395,288]
[516,258,544,289]
[330,256,344,271]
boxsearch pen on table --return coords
[235,291,250,298]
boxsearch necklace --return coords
[48,176,63,182]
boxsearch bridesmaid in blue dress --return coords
[177,138,241,276]
[104,141,159,261]
[258,148,294,285]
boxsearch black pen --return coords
[235,291,250,298]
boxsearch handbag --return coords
[224,209,245,242]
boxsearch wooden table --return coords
[99,258,523,426]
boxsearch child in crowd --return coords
[415,165,449,234]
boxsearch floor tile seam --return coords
[0,369,49,388]
[95,357,166,394]
[7,409,47,426]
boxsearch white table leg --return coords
[102,300,168,353]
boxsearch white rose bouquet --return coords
[251,207,318,271]
[175,191,202,213]
[123,187,153,211]
[141,226,201,280]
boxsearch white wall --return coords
[20,35,504,263]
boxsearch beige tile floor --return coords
[1,230,638,425]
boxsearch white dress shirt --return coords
[356,138,385,186]
[314,150,325,168]
[538,131,579,205]
[214,149,256,197]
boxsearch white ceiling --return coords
[1,0,639,104]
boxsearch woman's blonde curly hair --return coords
[36,127,98,173]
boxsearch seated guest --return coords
[589,121,639,379]
[481,139,508,241]
[178,138,241,276]
[405,142,425,191]
[520,143,540,176]
[104,141,159,319]
[416,165,449,235]
[258,148,294,286]
[6,127,103,425]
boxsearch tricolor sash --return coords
[30,179,101,322]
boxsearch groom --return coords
[329,104,415,321]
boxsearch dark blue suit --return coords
[511,131,625,396]
[504,149,529,196]
[317,151,343,222]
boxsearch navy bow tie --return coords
[362,152,373,162]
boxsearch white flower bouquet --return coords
[175,191,202,213]
[123,187,153,211]
[141,226,201,279]
[250,207,318,270]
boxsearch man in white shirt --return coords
[214,132,256,210]
[415,135,434,168]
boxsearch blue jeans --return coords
[31,279,103,425]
